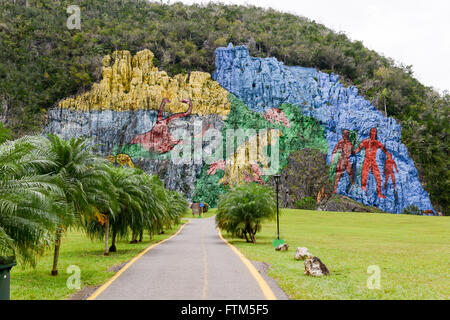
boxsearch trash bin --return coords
[0,260,16,300]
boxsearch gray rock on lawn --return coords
[294,247,312,260]
[275,243,289,251]
[304,256,330,277]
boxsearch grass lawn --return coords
[182,207,217,219]
[10,221,186,300]
[222,209,450,300]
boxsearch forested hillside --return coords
[0,0,448,214]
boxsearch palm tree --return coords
[133,172,169,240]
[132,173,188,239]
[83,163,118,256]
[40,134,107,275]
[85,166,188,253]
[85,166,148,253]
[107,166,147,250]
[216,183,276,243]
[0,136,61,266]
[165,190,189,229]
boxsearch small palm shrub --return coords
[295,197,317,210]
[216,183,276,243]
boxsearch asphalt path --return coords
[94,216,285,300]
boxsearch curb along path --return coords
[90,216,279,300]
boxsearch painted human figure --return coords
[130,98,193,154]
[354,127,388,198]
[331,129,354,193]
[384,152,398,190]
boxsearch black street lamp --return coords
[273,174,281,240]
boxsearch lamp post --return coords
[273,174,281,241]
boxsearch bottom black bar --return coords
[1,300,445,318]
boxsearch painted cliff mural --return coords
[130,98,194,154]
[45,45,435,214]
[331,127,397,199]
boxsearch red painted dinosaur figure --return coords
[130,98,193,154]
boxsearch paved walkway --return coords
[94,216,285,300]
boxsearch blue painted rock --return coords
[213,44,434,214]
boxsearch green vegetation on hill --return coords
[0,0,448,214]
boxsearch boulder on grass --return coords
[304,256,330,277]
[294,247,312,260]
[275,243,289,251]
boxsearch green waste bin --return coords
[0,262,16,300]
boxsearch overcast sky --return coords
[175,0,450,92]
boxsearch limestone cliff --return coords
[58,49,231,118]
[46,45,435,214]
[48,49,229,199]
[213,44,434,214]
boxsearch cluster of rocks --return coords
[275,243,289,251]
[275,243,330,277]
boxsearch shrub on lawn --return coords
[295,197,318,210]
[216,183,276,243]
[402,204,421,215]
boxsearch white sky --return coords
[173,0,450,92]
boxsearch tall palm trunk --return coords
[130,231,137,244]
[139,230,143,242]
[109,228,117,252]
[104,214,110,256]
[245,223,256,243]
[243,230,250,243]
[51,228,62,276]
[249,231,256,243]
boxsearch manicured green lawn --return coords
[222,209,450,300]
[10,222,185,300]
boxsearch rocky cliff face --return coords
[46,46,435,214]
[58,49,231,117]
[47,49,228,199]
[213,44,434,213]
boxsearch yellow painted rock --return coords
[58,49,231,118]
[107,153,135,168]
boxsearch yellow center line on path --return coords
[87,220,190,300]
[217,227,277,300]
